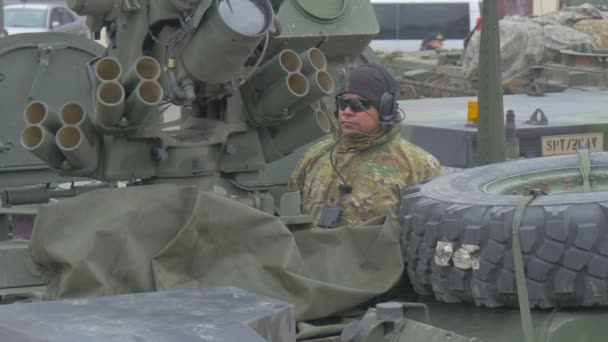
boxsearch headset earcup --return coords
[378,92,396,124]
[334,97,339,118]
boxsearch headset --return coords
[368,63,399,125]
[334,64,399,127]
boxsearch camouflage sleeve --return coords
[289,138,333,191]
[400,140,444,187]
[289,158,306,191]
[422,152,444,179]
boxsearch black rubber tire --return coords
[400,153,608,308]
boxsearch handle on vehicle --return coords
[524,108,548,125]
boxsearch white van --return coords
[369,0,481,52]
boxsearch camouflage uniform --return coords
[573,20,608,48]
[290,124,443,228]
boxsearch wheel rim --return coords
[483,166,608,195]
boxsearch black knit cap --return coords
[336,63,399,109]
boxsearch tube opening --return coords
[57,126,82,150]
[308,48,327,70]
[217,0,272,36]
[288,73,309,96]
[98,82,125,105]
[95,57,122,81]
[21,126,43,149]
[280,50,301,73]
[317,71,335,94]
[139,81,163,104]
[24,102,47,125]
[136,57,161,80]
[60,102,85,125]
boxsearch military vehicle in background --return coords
[1,0,608,341]
[380,3,608,100]
[567,0,608,8]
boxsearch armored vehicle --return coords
[1,0,608,341]
[380,3,608,100]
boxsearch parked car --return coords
[3,2,90,38]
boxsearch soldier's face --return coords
[337,93,381,134]
[428,40,443,49]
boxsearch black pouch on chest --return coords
[318,204,342,228]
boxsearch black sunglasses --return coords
[336,96,373,112]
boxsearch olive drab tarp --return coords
[30,185,404,322]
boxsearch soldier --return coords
[290,64,443,229]
[419,32,445,51]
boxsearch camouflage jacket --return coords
[290,125,443,228]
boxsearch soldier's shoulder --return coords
[291,137,334,187]
[303,137,334,157]
[391,138,442,168]
[391,138,433,156]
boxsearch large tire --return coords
[400,153,608,308]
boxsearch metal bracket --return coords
[279,191,314,225]
[122,0,141,12]
[0,139,12,153]
[28,43,68,100]
[524,108,548,126]
[375,302,431,324]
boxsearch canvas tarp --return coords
[463,4,603,81]
[573,19,608,48]
[29,184,404,322]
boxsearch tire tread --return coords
[400,187,608,308]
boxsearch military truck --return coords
[1,0,608,341]
[380,3,608,100]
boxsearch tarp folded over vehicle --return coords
[463,4,603,81]
[30,184,403,321]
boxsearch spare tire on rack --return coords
[400,152,608,308]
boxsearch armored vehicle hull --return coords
[1,0,608,341]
